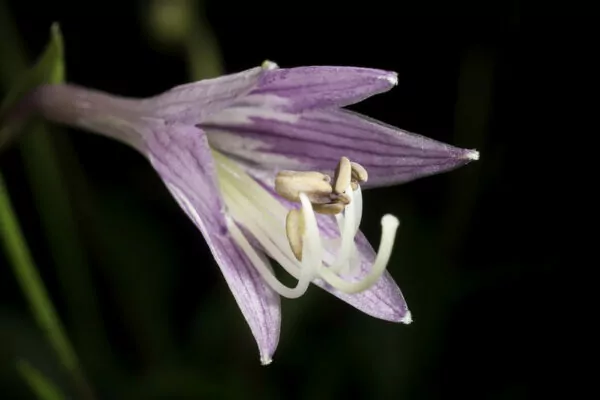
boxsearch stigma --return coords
[215,152,400,299]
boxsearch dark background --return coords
[0,0,562,398]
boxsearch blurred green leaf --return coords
[1,23,63,149]
[185,1,224,80]
[17,360,66,400]
[0,22,97,399]
[1,311,68,398]
[1,14,117,382]
[0,25,74,370]
[0,22,63,117]
[0,163,81,395]
[144,0,224,80]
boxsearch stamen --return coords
[298,189,399,293]
[350,161,368,183]
[329,185,356,274]
[215,150,400,298]
[227,216,313,299]
[275,171,332,204]
[219,170,316,297]
[298,193,324,264]
[220,178,300,276]
[311,202,346,215]
[285,209,305,261]
[317,215,400,294]
[275,157,363,216]
[333,156,352,194]
[353,185,363,235]
[330,192,351,205]
[215,152,320,299]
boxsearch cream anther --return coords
[285,209,305,261]
[275,171,333,204]
[333,156,352,194]
[275,158,369,215]
[331,192,351,205]
[350,161,368,188]
[312,202,346,215]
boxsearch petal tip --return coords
[260,354,274,366]
[400,310,413,325]
[464,149,480,161]
[380,71,398,86]
[261,60,279,70]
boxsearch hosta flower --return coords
[10,61,478,364]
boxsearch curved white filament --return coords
[226,217,314,299]
[220,179,314,289]
[353,185,363,235]
[316,215,400,294]
[329,186,356,275]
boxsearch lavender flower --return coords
[13,61,478,364]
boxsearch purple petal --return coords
[203,107,479,188]
[144,122,281,364]
[248,66,398,111]
[143,66,265,125]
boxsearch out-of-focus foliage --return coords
[0,23,64,116]
[17,360,66,400]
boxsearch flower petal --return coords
[203,107,479,188]
[143,66,265,125]
[247,66,398,111]
[144,122,281,364]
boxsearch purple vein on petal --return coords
[203,107,478,188]
[144,66,266,125]
[252,66,398,111]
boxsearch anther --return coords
[333,156,352,195]
[275,171,333,204]
[312,202,346,215]
[350,161,368,190]
[275,158,369,215]
[331,192,351,205]
[285,209,305,261]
